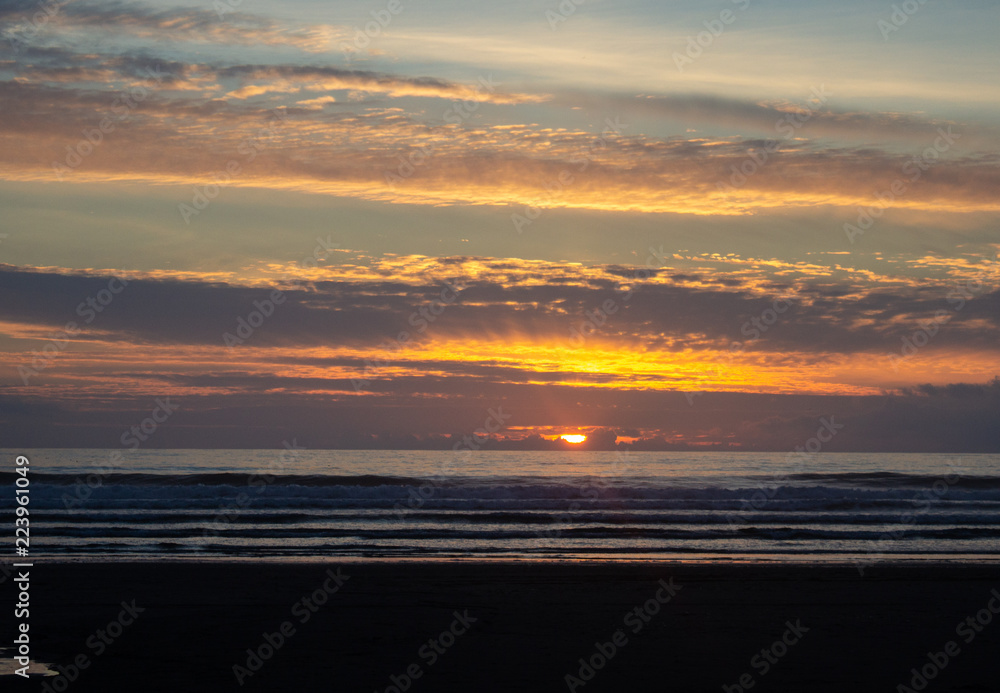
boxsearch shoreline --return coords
[10,553,1000,567]
[8,560,1000,692]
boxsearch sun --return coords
[560,434,587,444]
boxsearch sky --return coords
[1,0,998,450]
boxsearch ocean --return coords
[5,449,1000,564]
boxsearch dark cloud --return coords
[1,264,998,355]
[2,260,996,450]
[907,378,1000,399]
[1,0,339,52]
[2,380,997,451]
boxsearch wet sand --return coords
[10,561,1000,692]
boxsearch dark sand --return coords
[10,561,1000,692]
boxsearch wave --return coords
[0,472,427,487]
[30,509,1000,526]
[29,525,1000,541]
[9,453,999,561]
[9,481,1000,512]
[785,472,1000,489]
[7,470,1000,489]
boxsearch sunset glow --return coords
[5,5,1000,693]
[0,0,997,452]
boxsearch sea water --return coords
[4,449,1000,563]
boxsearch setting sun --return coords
[560,434,587,444]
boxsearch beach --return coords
[6,0,1000,690]
[14,561,1000,692]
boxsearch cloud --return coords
[557,90,992,146]
[2,1,345,52]
[1,23,997,216]
[295,95,336,110]
[0,256,996,406]
[215,65,545,104]
[0,257,995,450]
[2,73,999,216]
[2,372,998,450]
